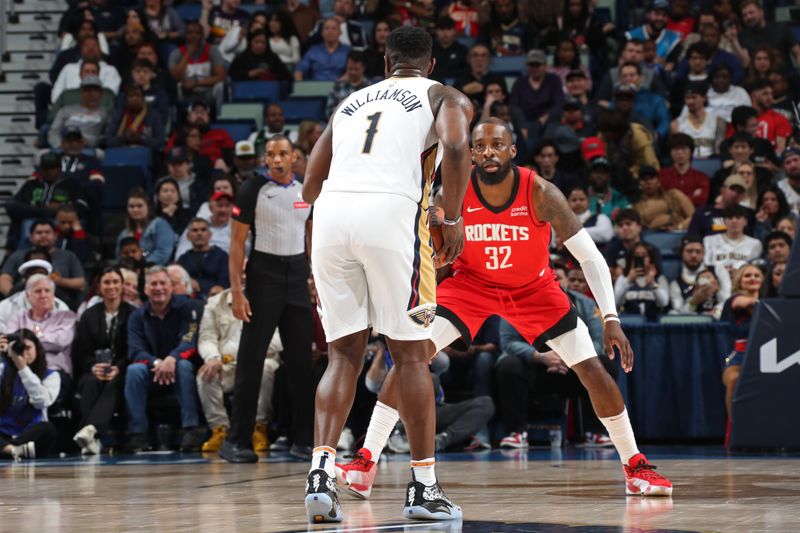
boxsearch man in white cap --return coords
[231,141,258,184]
[0,258,69,326]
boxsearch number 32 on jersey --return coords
[485,246,512,270]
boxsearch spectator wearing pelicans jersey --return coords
[168,21,227,111]
[687,175,757,238]
[219,135,314,464]
[703,204,762,290]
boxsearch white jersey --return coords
[703,233,762,270]
[676,110,719,159]
[321,76,443,205]
[777,178,800,216]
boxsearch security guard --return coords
[219,135,314,463]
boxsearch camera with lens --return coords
[1,333,25,357]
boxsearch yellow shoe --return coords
[202,426,228,453]
[252,422,269,452]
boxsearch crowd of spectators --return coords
[2,0,800,458]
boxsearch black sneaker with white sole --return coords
[305,469,343,523]
[403,477,462,521]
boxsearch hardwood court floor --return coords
[1,447,799,532]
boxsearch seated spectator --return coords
[153,178,192,236]
[624,0,682,68]
[707,65,752,123]
[480,0,528,56]
[196,288,281,452]
[509,49,564,128]
[196,175,239,221]
[595,39,668,107]
[177,218,230,298]
[564,69,603,126]
[229,30,292,83]
[54,204,91,263]
[166,101,234,170]
[744,46,775,90]
[597,109,659,179]
[763,261,786,298]
[634,166,695,231]
[124,266,206,453]
[618,61,672,141]
[671,82,725,159]
[719,106,779,172]
[48,60,116,125]
[309,0,367,51]
[363,19,391,80]
[70,268,135,455]
[59,0,126,42]
[604,209,663,276]
[168,21,227,111]
[249,103,298,160]
[567,185,613,244]
[0,331,60,460]
[326,51,370,117]
[482,81,528,142]
[160,148,210,215]
[764,231,792,266]
[171,124,213,184]
[688,175,756,238]
[669,236,728,317]
[716,132,774,196]
[267,10,301,69]
[0,220,86,308]
[549,0,614,54]
[738,0,800,67]
[778,147,800,216]
[135,43,173,99]
[729,162,759,209]
[230,141,259,184]
[532,140,569,192]
[48,76,111,149]
[201,0,249,44]
[614,243,669,319]
[292,146,308,179]
[610,81,656,139]
[431,17,469,83]
[540,97,592,167]
[584,152,631,220]
[124,59,170,130]
[749,79,792,155]
[295,120,324,155]
[167,264,196,298]
[660,133,711,208]
[754,186,793,241]
[109,21,149,76]
[219,11,267,63]
[0,259,70,327]
[776,216,796,240]
[703,205,763,288]
[548,38,591,91]
[679,22,744,82]
[767,70,796,123]
[49,127,104,221]
[139,0,185,44]
[721,263,764,419]
[116,188,177,266]
[118,237,146,266]
[454,44,506,108]
[670,41,711,114]
[121,266,144,308]
[51,37,121,105]
[287,0,319,45]
[58,16,110,56]
[5,152,87,249]
[105,85,165,151]
[175,192,234,259]
[7,275,77,392]
[294,19,350,81]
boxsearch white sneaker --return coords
[387,428,409,454]
[82,438,102,455]
[11,442,35,460]
[73,424,97,449]
[337,427,354,451]
[499,431,529,449]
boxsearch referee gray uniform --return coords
[228,173,314,450]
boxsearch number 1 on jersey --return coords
[362,112,382,154]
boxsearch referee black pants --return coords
[229,252,314,448]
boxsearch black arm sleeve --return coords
[232,175,263,226]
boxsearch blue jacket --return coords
[675,49,744,85]
[127,295,204,367]
[631,89,670,140]
[116,216,177,265]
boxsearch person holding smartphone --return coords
[70,267,135,455]
[613,242,669,320]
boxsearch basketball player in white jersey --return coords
[301,26,473,523]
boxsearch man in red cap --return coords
[174,191,234,258]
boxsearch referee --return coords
[220,135,314,463]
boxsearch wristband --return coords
[603,315,620,324]
[442,215,462,226]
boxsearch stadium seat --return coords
[175,4,201,22]
[456,36,476,49]
[231,81,281,104]
[692,157,721,178]
[659,315,714,325]
[220,103,265,130]
[620,314,647,326]
[661,255,682,281]
[292,81,335,98]
[644,231,686,255]
[103,146,152,168]
[212,120,256,142]
[102,148,153,209]
[279,99,326,123]
[241,4,272,15]
[489,56,526,76]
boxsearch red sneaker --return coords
[337,448,378,499]
[624,453,673,496]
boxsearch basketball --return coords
[428,205,445,267]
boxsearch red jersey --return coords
[756,110,792,149]
[452,165,553,289]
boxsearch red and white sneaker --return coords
[499,431,528,449]
[336,448,378,499]
[581,432,614,447]
[623,453,673,496]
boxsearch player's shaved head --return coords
[471,119,516,185]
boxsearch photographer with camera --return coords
[613,242,669,320]
[0,329,60,460]
[71,268,135,455]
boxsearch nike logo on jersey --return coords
[466,206,484,213]
[539,268,546,277]
[266,193,280,199]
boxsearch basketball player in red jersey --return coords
[339,118,673,498]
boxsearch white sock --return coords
[411,458,436,486]
[599,409,640,464]
[362,401,399,463]
[310,446,337,478]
